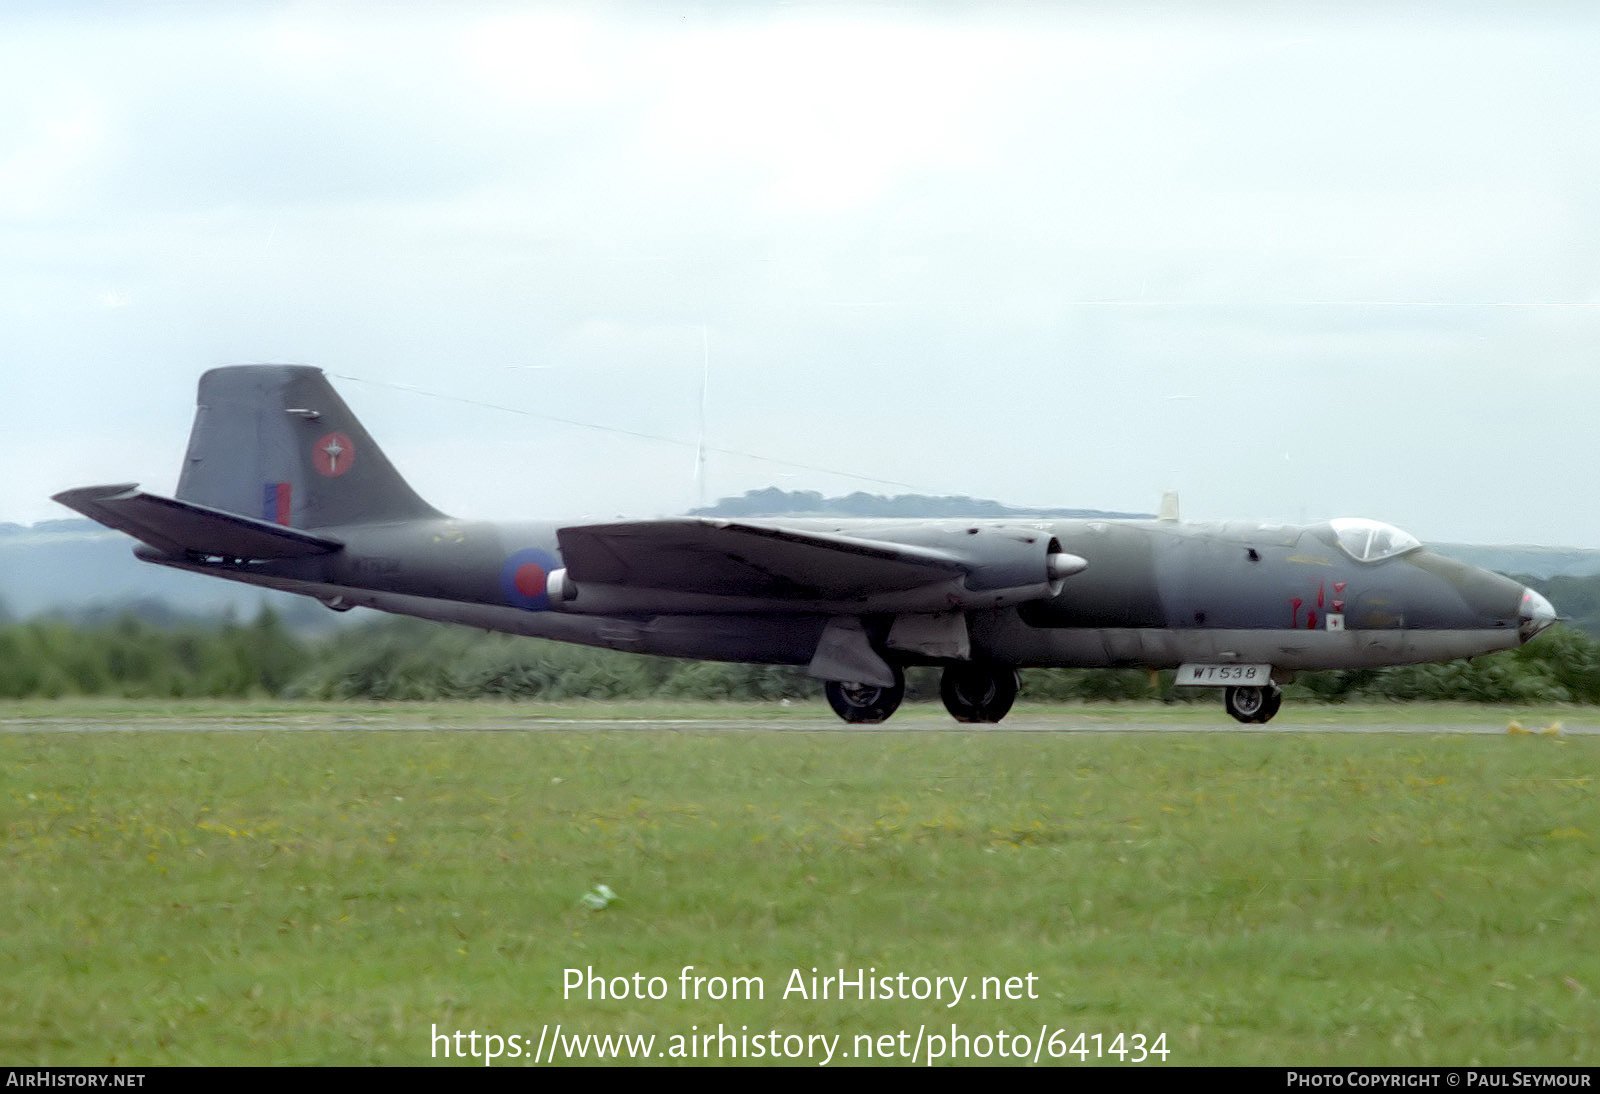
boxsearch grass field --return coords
[3,699,1597,1066]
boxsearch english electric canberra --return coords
[55,366,1557,724]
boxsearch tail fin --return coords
[175,365,442,528]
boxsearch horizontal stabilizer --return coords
[557,518,967,600]
[52,484,343,560]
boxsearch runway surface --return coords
[2,708,1594,735]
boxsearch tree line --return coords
[4,609,1600,706]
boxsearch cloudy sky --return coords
[4,1,1599,545]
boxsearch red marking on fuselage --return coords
[1334,582,1347,595]
[1290,597,1303,628]
[1317,583,1325,609]
[274,482,291,525]
[1308,610,1318,630]
[513,563,547,598]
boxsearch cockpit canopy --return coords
[1328,517,1422,563]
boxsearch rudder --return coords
[175,365,442,528]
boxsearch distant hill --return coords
[691,487,1150,521]
[0,519,330,628]
[1428,543,1600,580]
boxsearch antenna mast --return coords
[696,324,709,508]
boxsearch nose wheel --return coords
[939,664,1020,723]
[1224,684,1282,724]
[824,666,906,724]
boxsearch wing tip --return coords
[52,482,141,508]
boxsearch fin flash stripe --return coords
[262,482,291,525]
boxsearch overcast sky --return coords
[4,1,1599,545]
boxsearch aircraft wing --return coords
[556,519,970,600]
[53,484,343,560]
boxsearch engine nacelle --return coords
[541,527,1086,615]
[947,527,1083,599]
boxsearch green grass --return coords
[3,701,1597,1066]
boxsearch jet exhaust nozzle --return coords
[546,568,578,605]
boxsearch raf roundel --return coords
[513,563,546,598]
[499,547,559,611]
[312,432,356,477]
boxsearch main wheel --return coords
[1224,684,1282,724]
[824,666,906,724]
[939,664,1020,723]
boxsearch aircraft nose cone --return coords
[1519,587,1557,642]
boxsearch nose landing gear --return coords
[1224,684,1282,724]
[823,666,906,724]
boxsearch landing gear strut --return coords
[939,664,1020,723]
[1224,684,1282,724]
[824,665,906,724]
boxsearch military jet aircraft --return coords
[54,365,1557,725]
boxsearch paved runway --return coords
[2,708,1594,735]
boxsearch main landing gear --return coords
[824,663,1023,725]
[939,663,1020,724]
[824,666,906,724]
[1224,684,1282,724]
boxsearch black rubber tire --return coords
[939,663,1020,723]
[824,666,907,724]
[1225,684,1282,724]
